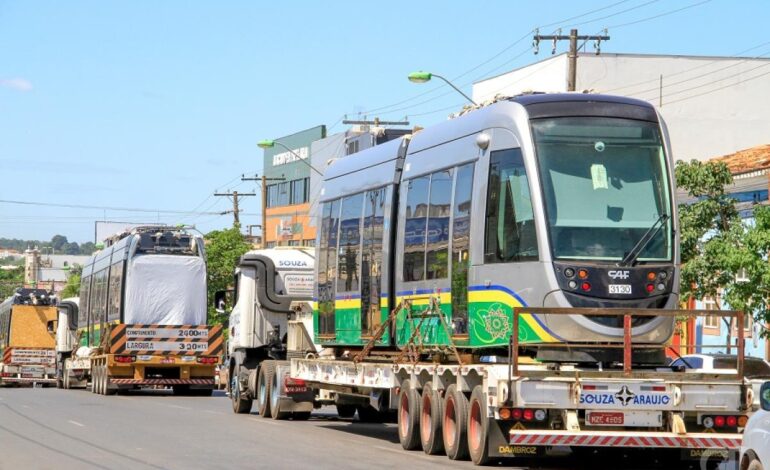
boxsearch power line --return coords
[569,0,659,28]
[608,0,712,29]
[0,199,229,215]
[662,67,770,105]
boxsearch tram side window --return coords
[79,275,91,327]
[451,163,474,335]
[403,176,430,282]
[337,194,363,293]
[426,169,453,280]
[319,200,340,336]
[361,187,387,333]
[93,269,108,325]
[485,148,539,263]
[107,261,124,321]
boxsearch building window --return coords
[277,182,290,206]
[290,178,309,205]
[703,296,720,332]
[303,239,315,247]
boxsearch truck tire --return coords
[468,385,490,465]
[104,365,116,396]
[443,384,470,461]
[257,361,275,418]
[270,362,291,420]
[92,363,101,394]
[398,379,421,450]
[748,459,764,470]
[336,404,356,419]
[420,381,444,455]
[230,368,253,414]
[63,360,71,390]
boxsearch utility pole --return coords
[213,190,256,227]
[533,28,610,92]
[241,174,285,248]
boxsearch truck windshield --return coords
[532,116,672,262]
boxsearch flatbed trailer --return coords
[290,307,751,466]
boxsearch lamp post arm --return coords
[432,74,477,106]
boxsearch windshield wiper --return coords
[618,214,669,267]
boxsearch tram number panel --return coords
[608,284,632,295]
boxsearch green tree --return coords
[0,266,24,300]
[60,264,83,299]
[204,227,251,326]
[676,160,770,350]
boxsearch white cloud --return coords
[0,78,33,92]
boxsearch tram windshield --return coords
[532,116,672,262]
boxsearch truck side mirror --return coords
[761,381,770,412]
[214,290,227,314]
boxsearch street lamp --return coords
[257,139,323,176]
[407,71,477,106]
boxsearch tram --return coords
[314,93,678,363]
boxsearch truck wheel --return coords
[443,384,470,460]
[748,459,764,470]
[398,379,421,450]
[92,363,101,394]
[257,361,275,418]
[230,369,253,414]
[270,363,291,420]
[420,381,445,455]
[468,385,490,465]
[63,360,71,390]
[336,404,356,419]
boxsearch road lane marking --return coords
[248,417,281,425]
[68,420,85,427]
[166,404,192,410]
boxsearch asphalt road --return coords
[0,387,735,470]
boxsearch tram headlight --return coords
[568,280,577,289]
[564,268,575,278]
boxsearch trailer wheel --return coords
[336,404,356,419]
[104,365,116,396]
[230,368,253,414]
[93,363,101,394]
[443,384,470,460]
[270,364,291,420]
[62,359,71,390]
[468,385,491,465]
[397,379,421,450]
[420,381,445,455]
[257,361,275,418]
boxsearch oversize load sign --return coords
[124,327,209,352]
[124,341,208,352]
[10,349,55,365]
[125,328,209,339]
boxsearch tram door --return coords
[359,188,387,337]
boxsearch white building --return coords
[473,52,770,161]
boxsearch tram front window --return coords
[532,117,672,263]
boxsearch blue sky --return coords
[1,0,769,243]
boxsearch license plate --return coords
[609,284,632,294]
[587,411,624,426]
[586,410,662,427]
[161,358,175,364]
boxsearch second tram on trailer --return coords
[314,93,678,363]
[58,225,222,394]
